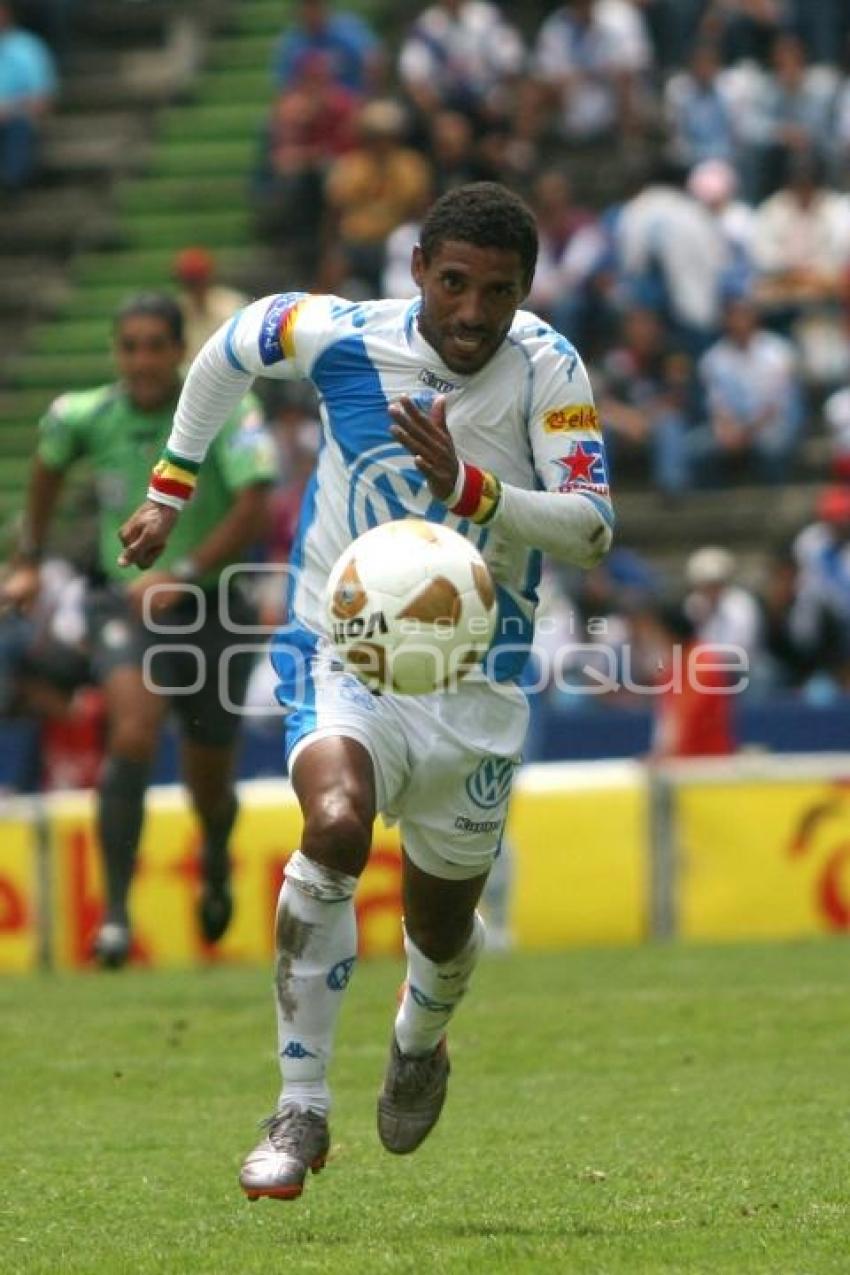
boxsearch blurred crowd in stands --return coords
[5,0,850,789]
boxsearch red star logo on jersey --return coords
[563,444,596,483]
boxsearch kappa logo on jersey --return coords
[259,292,307,366]
[465,756,515,810]
[418,367,456,394]
[553,441,609,494]
[543,403,600,435]
[326,956,357,990]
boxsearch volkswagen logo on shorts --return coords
[465,757,515,809]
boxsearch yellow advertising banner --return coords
[509,764,647,947]
[677,778,850,940]
[46,783,405,970]
[0,805,39,972]
[5,762,847,973]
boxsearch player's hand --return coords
[125,571,189,620]
[117,500,180,570]
[0,563,41,615]
[388,394,459,503]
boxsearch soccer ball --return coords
[325,519,497,694]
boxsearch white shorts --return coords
[275,629,528,881]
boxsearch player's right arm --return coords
[119,293,329,568]
[1,392,84,611]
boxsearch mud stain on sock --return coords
[275,905,314,1020]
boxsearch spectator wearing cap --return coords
[322,98,432,294]
[172,248,248,364]
[684,546,764,674]
[687,159,755,297]
[0,0,57,190]
[616,158,729,355]
[695,293,803,485]
[271,0,382,95]
[790,487,850,693]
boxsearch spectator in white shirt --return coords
[397,0,525,126]
[696,294,804,483]
[532,0,653,142]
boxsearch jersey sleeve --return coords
[36,392,87,470]
[485,323,614,569]
[159,293,338,484]
[209,396,280,493]
[526,328,614,529]
[226,292,339,381]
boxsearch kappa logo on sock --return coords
[326,956,357,991]
[281,1039,317,1060]
[409,984,454,1013]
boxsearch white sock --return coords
[274,850,358,1117]
[394,913,486,1057]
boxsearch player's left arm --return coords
[389,346,613,569]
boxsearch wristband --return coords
[148,447,200,510]
[448,464,502,525]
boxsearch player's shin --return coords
[395,912,486,1057]
[97,755,151,925]
[274,849,358,1117]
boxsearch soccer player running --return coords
[118,185,614,1198]
[1,294,276,967]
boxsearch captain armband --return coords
[447,461,502,525]
[147,448,200,511]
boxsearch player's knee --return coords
[406,917,470,965]
[109,728,158,764]
[301,798,372,877]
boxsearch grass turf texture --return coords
[1,941,848,1274]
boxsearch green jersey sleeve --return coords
[209,395,279,493]
[36,389,97,470]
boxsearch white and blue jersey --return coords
[202,292,613,682]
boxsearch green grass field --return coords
[1,941,848,1274]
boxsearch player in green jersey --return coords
[1,294,277,967]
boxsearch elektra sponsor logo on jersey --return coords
[543,403,600,434]
[465,756,516,810]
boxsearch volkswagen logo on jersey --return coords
[465,756,516,809]
[347,442,485,547]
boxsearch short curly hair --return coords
[419,183,538,289]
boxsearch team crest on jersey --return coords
[259,292,307,366]
[543,403,600,434]
[552,441,609,495]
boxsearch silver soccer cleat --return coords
[239,1106,330,1201]
[377,1034,450,1155]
